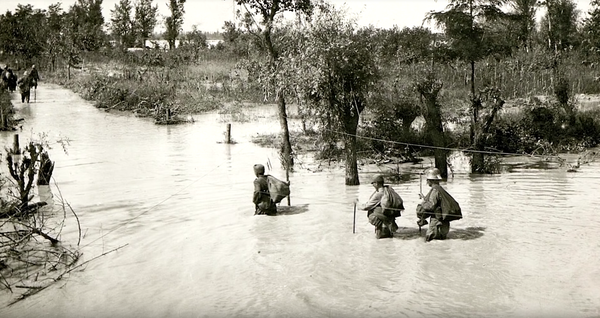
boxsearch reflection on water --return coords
[1,84,599,317]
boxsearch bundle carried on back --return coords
[438,186,462,222]
[381,186,404,218]
[266,175,290,204]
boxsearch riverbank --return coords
[33,52,600,175]
[2,83,600,317]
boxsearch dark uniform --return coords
[29,65,40,89]
[417,168,452,241]
[361,175,400,239]
[418,184,450,241]
[17,72,32,103]
[253,164,277,215]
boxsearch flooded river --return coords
[1,84,599,318]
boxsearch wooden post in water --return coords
[226,123,231,144]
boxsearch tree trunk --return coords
[470,60,476,146]
[344,114,360,185]
[417,76,448,178]
[425,104,448,179]
[471,88,504,173]
[277,92,294,167]
[471,145,485,173]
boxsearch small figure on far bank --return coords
[29,65,40,89]
[253,164,277,216]
[1,65,17,92]
[360,175,404,239]
[416,168,462,242]
[17,71,33,103]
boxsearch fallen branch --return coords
[7,244,127,306]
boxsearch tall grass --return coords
[44,48,266,116]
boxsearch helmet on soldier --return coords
[371,175,384,185]
[425,168,442,181]
[253,164,265,176]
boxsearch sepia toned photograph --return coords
[0,0,599,317]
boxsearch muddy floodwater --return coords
[1,84,599,318]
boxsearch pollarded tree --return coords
[426,0,508,173]
[415,74,447,178]
[287,4,379,185]
[110,0,135,48]
[236,0,314,170]
[135,0,158,47]
[164,0,185,50]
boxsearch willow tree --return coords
[70,0,105,51]
[287,5,379,185]
[134,0,158,47]
[236,0,314,170]
[540,0,579,52]
[504,0,538,51]
[583,0,600,57]
[110,0,135,48]
[426,0,508,173]
[415,74,447,178]
[165,0,185,50]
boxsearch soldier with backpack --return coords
[416,168,462,242]
[360,175,404,239]
[17,71,33,103]
[253,164,277,215]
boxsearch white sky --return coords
[0,0,593,33]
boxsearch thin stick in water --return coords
[353,202,356,234]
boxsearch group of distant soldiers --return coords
[1,64,40,103]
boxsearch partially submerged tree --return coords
[415,74,448,178]
[165,0,186,50]
[236,0,315,171]
[288,5,379,185]
[471,86,505,173]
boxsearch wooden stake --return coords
[226,123,231,144]
[353,202,356,234]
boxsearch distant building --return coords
[144,39,180,50]
[207,39,224,48]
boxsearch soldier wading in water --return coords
[360,175,404,239]
[417,168,462,241]
[252,164,277,216]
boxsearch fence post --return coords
[226,123,231,144]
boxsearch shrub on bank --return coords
[492,103,600,154]
[0,89,16,130]
[43,49,268,116]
